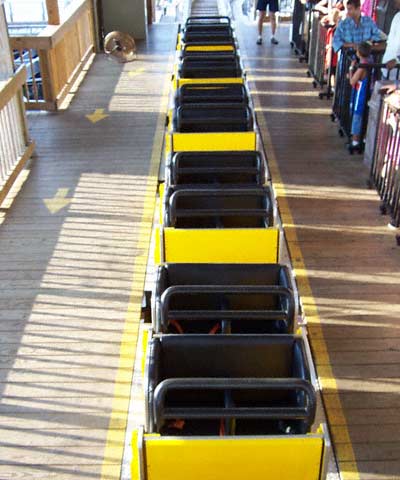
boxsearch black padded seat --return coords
[175,83,248,106]
[179,54,242,78]
[163,185,274,229]
[173,103,253,133]
[145,334,316,436]
[154,263,295,334]
[167,151,264,186]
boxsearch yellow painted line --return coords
[248,76,360,480]
[129,67,146,78]
[100,54,173,480]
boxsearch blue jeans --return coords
[351,112,363,137]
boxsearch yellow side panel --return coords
[172,132,256,152]
[141,329,148,376]
[154,227,161,264]
[165,133,171,154]
[185,45,235,52]
[144,436,324,480]
[131,430,139,480]
[167,108,173,127]
[158,183,165,224]
[177,77,244,87]
[164,227,279,263]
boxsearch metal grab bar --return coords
[153,378,316,432]
[186,15,231,24]
[167,187,272,226]
[159,285,295,331]
[170,151,263,185]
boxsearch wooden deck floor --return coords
[237,19,400,480]
[1,13,400,480]
[0,25,175,479]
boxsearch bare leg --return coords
[258,10,266,36]
[270,11,277,36]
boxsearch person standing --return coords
[348,41,372,150]
[332,0,385,52]
[382,0,400,79]
[256,0,279,45]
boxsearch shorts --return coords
[256,0,279,12]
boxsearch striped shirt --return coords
[333,15,384,52]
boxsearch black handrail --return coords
[153,378,316,432]
[186,16,231,25]
[167,187,272,226]
[159,285,295,332]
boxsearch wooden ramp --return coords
[0,25,175,480]
[237,20,400,480]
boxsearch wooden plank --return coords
[0,26,175,479]
[50,0,91,48]
[0,66,27,111]
[0,381,130,400]
[55,47,95,108]
[11,0,94,111]
[239,22,400,480]
[0,465,118,480]
[0,141,36,207]
[324,392,400,410]
[326,408,400,426]
[9,36,53,51]
[45,0,61,25]
[336,442,400,462]
[0,446,124,465]
[9,1,90,50]
[38,50,56,107]
[313,337,400,352]
[353,461,400,480]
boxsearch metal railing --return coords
[307,10,331,94]
[331,48,399,153]
[0,65,35,205]
[290,0,307,57]
[9,0,95,110]
[369,92,400,232]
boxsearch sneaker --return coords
[256,36,262,45]
[271,37,279,45]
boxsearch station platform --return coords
[235,18,400,480]
[0,24,176,480]
[0,14,399,480]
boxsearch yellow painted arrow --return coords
[85,108,109,124]
[43,188,72,214]
[128,67,145,78]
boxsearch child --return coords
[348,41,372,150]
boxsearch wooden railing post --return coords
[46,0,61,25]
[38,49,57,110]
[9,0,95,111]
